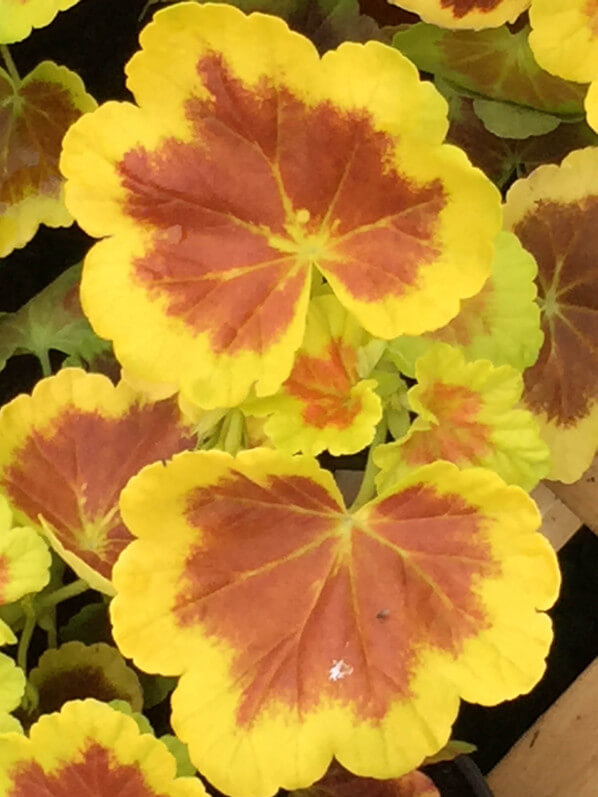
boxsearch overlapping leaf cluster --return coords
[3,0,598,795]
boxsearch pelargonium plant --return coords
[3,0,598,793]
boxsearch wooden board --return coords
[488,659,598,796]
[489,472,597,795]
[547,457,598,537]
[531,483,582,551]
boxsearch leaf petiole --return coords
[0,45,20,85]
[37,350,52,378]
[350,417,387,511]
[217,409,245,456]
[46,609,57,649]
[17,598,35,671]
[36,578,89,611]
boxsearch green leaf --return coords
[159,734,197,777]
[369,359,410,440]
[393,23,587,115]
[107,699,154,735]
[425,739,477,764]
[0,713,23,734]
[288,0,385,52]
[386,406,411,441]
[435,79,598,189]
[59,602,112,646]
[472,97,561,139]
[389,232,543,376]
[0,264,110,375]
[137,671,178,709]
[0,551,65,635]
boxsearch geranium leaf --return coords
[138,672,178,710]
[159,734,197,778]
[0,369,197,594]
[59,602,112,645]
[108,699,155,735]
[27,641,143,723]
[0,496,51,608]
[393,23,587,115]
[0,714,22,734]
[0,264,110,375]
[386,405,411,441]
[389,231,543,376]
[0,1,82,43]
[0,528,51,606]
[504,146,598,483]
[372,358,410,440]
[243,294,383,456]
[586,81,598,132]
[529,0,598,83]
[283,0,386,51]
[512,119,598,173]
[0,653,25,713]
[0,618,16,646]
[387,0,528,30]
[60,3,500,409]
[438,83,598,188]
[472,98,561,140]
[5,550,66,640]
[0,699,208,796]
[0,61,96,256]
[111,448,559,795]
[375,343,550,493]
[292,762,440,796]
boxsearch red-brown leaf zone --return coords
[309,761,439,796]
[514,198,598,426]
[403,384,491,465]
[430,287,491,346]
[0,75,83,210]
[585,0,598,27]
[284,340,361,429]
[440,0,501,18]
[34,668,125,717]
[8,743,170,797]
[62,280,83,316]
[173,471,496,726]
[1,400,195,580]
[118,52,445,354]
[439,29,587,111]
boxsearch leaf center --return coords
[268,207,331,263]
[540,284,560,319]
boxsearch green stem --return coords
[17,599,36,674]
[0,45,20,85]
[350,418,387,512]
[223,410,244,455]
[46,609,57,649]
[216,410,244,455]
[138,0,160,21]
[38,350,52,378]
[22,679,39,713]
[37,578,89,611]
[202,428,221,450]
[18,602,39,710]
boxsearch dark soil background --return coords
[1,1,597,795]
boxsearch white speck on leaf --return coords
[329,659,353,682]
